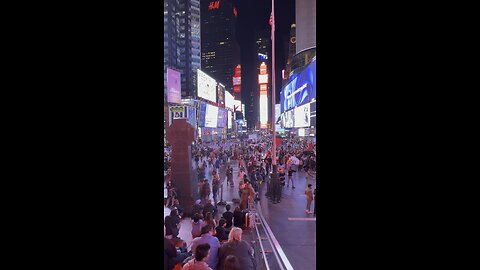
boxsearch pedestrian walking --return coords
[212,170,220,206]
[287,168,295,188]
[305,184,314,214]
[226,166,234,188]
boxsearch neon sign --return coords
[208,1,220,10]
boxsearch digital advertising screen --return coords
[187,106,197,129]
[167,68,181,104]
[198,102,207,127]
[225,90,234,111]
[197,69,217,103]
[280,60,316,113]
[228,111,232,129]
[205,104,218,128]
[284,109,294,128]
[217,108,227,128]
[217,83,225,108]
[294,103,310,128]
[234,100,242,112]
[310,101,316,126]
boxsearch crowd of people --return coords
[164,133,317,269]
[164,202,256,270]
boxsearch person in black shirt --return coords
[216,218,229,242]
[164,226,188,270]
[287,168,295,189]
[222,204,234,230]
[233,207,244,228]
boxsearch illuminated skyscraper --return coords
[201,0,240,93]
[164,0,201,99]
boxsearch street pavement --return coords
[164,153,317,269]
[257,167,317,270]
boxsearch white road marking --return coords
[287,217,316,221]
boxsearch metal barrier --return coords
[250,201,294,270]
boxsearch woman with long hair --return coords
[216,227,255,270]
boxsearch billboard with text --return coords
[197,69,217,103]
[280,60,316,113]
[167,68,181,104]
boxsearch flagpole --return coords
[269,0,281,204]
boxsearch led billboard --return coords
[217,108,227,128]
[225,90,234,111]
[228,111,232,129]
[198,102,207,127]
[167,68,181,104]
[310,101,316,126]
[260,93,268,128]
[294,103,310,128]
[280,61,316,112]
[205,104,218,128]
[234,100,242,112]
[197,69,217,103]
[217,83,225,107]
[284,109,294,128]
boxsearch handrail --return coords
[253,209,270,270]
[256,203,295,270]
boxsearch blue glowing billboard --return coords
[280,60,316,113]
[198,102,206,127]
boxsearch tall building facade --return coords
[201,0,240,93]
[249,28,272,129]
[164,0,201,100]
[295,0,316,54]
[284,24,296,82]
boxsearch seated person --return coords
[189,224,220,270]
[164,226,189,270]
[182,243,212,270]
[215,218,229,242]
[203,200,216,217]
[165,209,182,240]
[232,207,244,228]
[221,204,234,231]
[191,213,204,239]
[192,200,204,217]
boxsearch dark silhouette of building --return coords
[201,0,240,93]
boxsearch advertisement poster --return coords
[217,108,228,128]
[205,104,218,128]
[228,111,232,129]
[217,83,225,108]
[233,100,242,112]
[225,90,234,111]
[284,109,294,128]
[167,68,181,104]
[275,104,284,132]
[187,106,197,129]
[280,60,316,112]
[197,69,217,103]
[310,101,316,126]
[294,103,310,128]
[198,102,207,127]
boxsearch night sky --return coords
[233,0,295,104]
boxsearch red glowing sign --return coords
[233,7,237,17]
[208,1,220,10]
